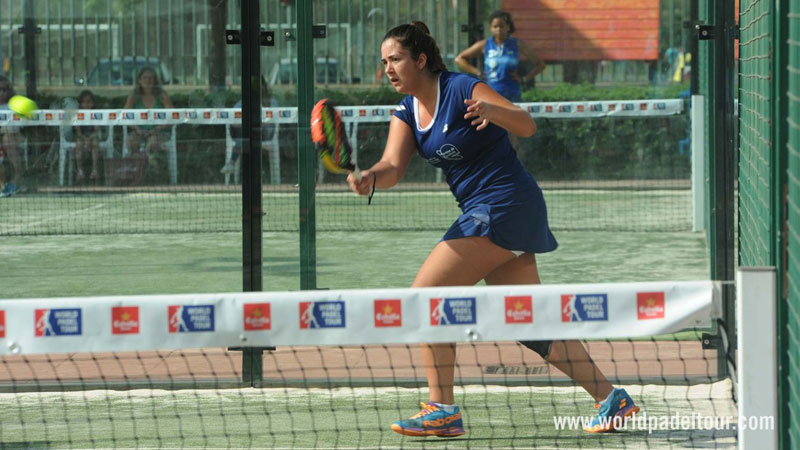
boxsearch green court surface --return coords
[0,382,735,449]
[0,186,691,235]
[0,229,708,299]
[0,185,703,298]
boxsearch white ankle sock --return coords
[433,402,457,413]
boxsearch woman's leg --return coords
[484,254,614,402]
[126,129,142,155]
[145,133,164,155]
[2,133,21,182]
[74,137,86,179]
[412,236,517,404]
[88,137,99,178]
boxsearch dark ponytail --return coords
[382,20,447,74]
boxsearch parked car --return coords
[268,57,360,85]
[75,56,177,86]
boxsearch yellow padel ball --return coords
[8,95,37,118]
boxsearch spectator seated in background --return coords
[221,75,278,176]
[0,75,24,197]
[74,90,101,182]
[124,66,174,175]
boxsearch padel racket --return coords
[311,98,361,180]
[311,98,374,204]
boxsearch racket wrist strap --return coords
[368,172,376,205]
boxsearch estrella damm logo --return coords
[374,299,402,327]
[243,303,271,331]
[0,310,5,338]
[505,296,533,324]
[35,308,82,337]
[299,301,345,329]
[111,306,140,335]
[430,297,476,326]
[637,292,665,320]
[168,305,215,333]
[561,294,608,322]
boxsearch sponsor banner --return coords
[112,306,140,335]
[0,280,717,354]
[243,303,272,331]
[637,292,665,320]
[505,296,533,324]
[561,294,609,322]
[0,100,683,127]
[243,303,271,331]
[374,299,402,327]
[430,297,477,326]
[168,305,215,333]
[35,308,82,337]
[300,301,345,329]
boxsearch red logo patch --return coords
[0,310,6,338]
[637,292,665,320]
[243,303,271,331]
[374,299,402,327]
[112,306,140,335]
[505,296,533,324]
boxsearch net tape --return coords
[0,280,718,356]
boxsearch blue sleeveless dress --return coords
[393,71,557,254]
[484,36,522,102]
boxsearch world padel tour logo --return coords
[505,296,533,324]
[111,306,140,335]
[374,299,402,327]
[243,303,271,331]
[299,301,345,329]
[561,294,608,322]
[637,292,665,320]
[430,297,476,326]
[35,308,82,336]
[168,305,215,333]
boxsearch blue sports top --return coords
[393,70,557,254]
[393,71,536,210]
[484,36,521,102]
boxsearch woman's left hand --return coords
[464,98,494,130]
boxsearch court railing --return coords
[2,98,685,189]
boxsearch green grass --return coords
[0,383,735,449]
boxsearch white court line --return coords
[7,203,106,234]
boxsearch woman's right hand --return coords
[347,171,374,196]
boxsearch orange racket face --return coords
[310,99,356,174]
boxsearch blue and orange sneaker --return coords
[391,402,466,437]
[584,388,640,433]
